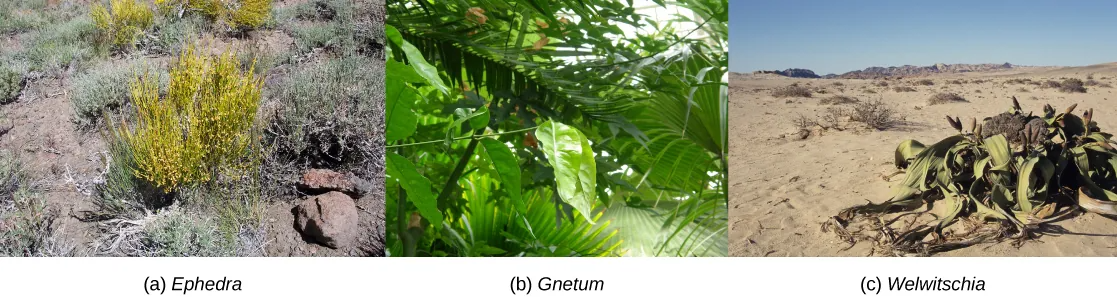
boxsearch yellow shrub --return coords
[187,0,272,29]
[112,45,262,192]
[91,0,154,48]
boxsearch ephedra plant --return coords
[826,97,1117,255]
[108,45,262,194]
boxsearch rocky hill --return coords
[752,68,821,78]
[836,63,1014,79]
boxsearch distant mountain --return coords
[752,68,821,78]
[836,63,1014,79]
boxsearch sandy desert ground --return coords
[729,63,1117,256]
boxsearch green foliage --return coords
[143,208,236,256]
[91,0,155,50]
[0,0,48,34]
[829,98,1117,255]
[0,65,24,104]
[385,0,727,257]
[72,58,164,129]
[0,151,72,256]
[110,46,262,193]
[180,0,272,30]
[264,55,382,172]
[536,120,597,224]
[18,14,98,74]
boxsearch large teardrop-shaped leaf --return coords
[536,120,597,224]
[386,152,443,225]
[478,138,525,215]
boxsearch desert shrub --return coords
[1006,78,1031,85]
[108,46,262,193]
[1016,87,1030,93]
[0,151,73,256]
[19,15,97,74]
[169,0,271,30]
[263,55,383,194]
[863,89,877,94]
[771,85,812,98]
[949,79,962,85]
[1097,82,1114,88]
[148,13,207,55]
[914,79,934,86]
[1040,80,1061,89]
[791,114,817,130]
[874,81,888,87]
[927,92,966,105]
[831,81,843,87]
[143,208,236,256]
[851,99,902,130]
[893,86,916,92]
[71,58,165,129]
[820,95,858,105]
[91,0,154,49]
[1088,73,1094,80]
[1058,78,1086,93]
[0,66,25,104]
[1085,79,1100,86]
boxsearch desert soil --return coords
[729,63,1117,256]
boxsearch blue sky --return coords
[729,1,1117,74]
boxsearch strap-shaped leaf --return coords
[895,139,925,169]
[1016,155,1054,213]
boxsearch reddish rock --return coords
[298,169,373,198]
[294,191,358,249]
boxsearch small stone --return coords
[294,191,358,249]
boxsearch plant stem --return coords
[385,126,536,148]
[397,184,417,257]
[435,128,483,208]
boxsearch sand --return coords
[729,63,1117,256]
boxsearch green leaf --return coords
[479,138,525,215]
[445,106,490,145]
[895,139,925,169]
[386,61,419,142]
[386,152,443,225]
[386,24,449,95]
[1016,155,1054,213]
[536,120,598,224]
